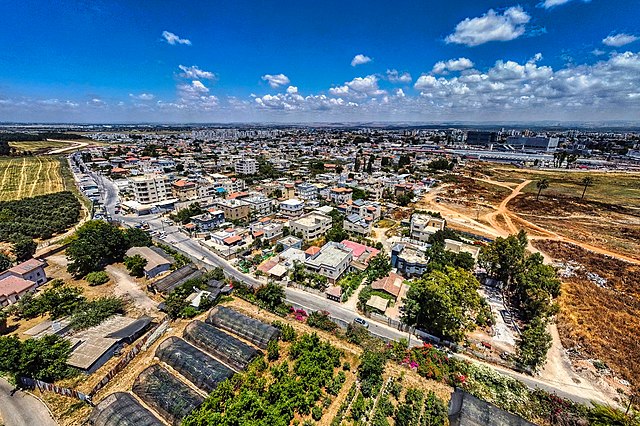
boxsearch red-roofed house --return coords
[0,276,37,307]
[370,272,404,300]
[172,179,198,201]
[0,258,48,285]
[340,240,380,271]
[304,246,321,257]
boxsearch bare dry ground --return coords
[534,240,640,392]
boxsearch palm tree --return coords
[536,178,549,201]
[580,176,594,200]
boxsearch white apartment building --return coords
[280,198,305,217]
[346,199,381,221]
[304,242,353,283]
[243,193,274,217]
[129,174,170,204]
[289,212,332,241]
[410,213,446,242]
[235,158,258,175]
[329,187,353,204]
[295,183,318,201]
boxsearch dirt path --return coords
[16,157,27,198]
[46,139,89,155]
[105,265,158,312]
[0,158,14,188]
[29,157,44,197]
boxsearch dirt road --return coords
[105,265,158,312]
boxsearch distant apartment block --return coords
[280,198,305,217]
[129,174,170,204]
[235,158,258,175]
[304,242,353,283]
[410,213,446,242]
[289,212,332,240]
[243,193,274,217]
[506,136,559,152]
[295,183,318,201]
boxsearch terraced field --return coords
[0,156,65,201]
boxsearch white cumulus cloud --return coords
[432,58,475,74]
[351,54,372,67]
[538,0,590,9]
[602,33,639,47]
[178,65,215,80]
[162,31,191,46]
[129,93,155,101]
[386,69,412,83]
[445,6,531,47]
[262,74,291,88]
[330,75,386,98]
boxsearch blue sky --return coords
[0,0,639,122]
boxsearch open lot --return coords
[534,240,640,392]
[0,156,65,201]
[9,140,74,153]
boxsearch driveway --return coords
[105,265,158,312]
[0,378,57,426]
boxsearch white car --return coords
[354,317,369,328]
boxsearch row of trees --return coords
[535,176,595,200]
[66,220,152,277]
[479,231,561,369]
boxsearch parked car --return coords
[354,317,369,328]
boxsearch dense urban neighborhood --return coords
[0,125,639,426]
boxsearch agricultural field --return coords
[8,140,73,153]
[533,240,640,391]
[0,156,65,201]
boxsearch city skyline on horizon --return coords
[1,0,639,123]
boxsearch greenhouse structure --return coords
[88,392,164,426]
[155,336,233,393]
[132,364,205,426]
[183,320,260,371]
[206,306,280,349]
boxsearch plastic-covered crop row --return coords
[155,336,233,393]
[183,320,259,371]
[88,392,164,426]
[132,364,204,426]
[206,306,280,349]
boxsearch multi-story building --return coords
[280,199,305,217]
[171,179,198,201]
[304,242,353,283]
[235,158,258,175]
[506,136,559,152]
[444,239,481,259]
[243,193,274,217]
[329,187,352,204]
[0,259,48,307]
[343,213,372,236]
[341,199,382,222]
[410,213,446,242]
[391,243,430,278]
[129,174,170,204]
[295,183,318,201]
[191,210,225,231]
[289,212,332,241]
[214,198,251,221]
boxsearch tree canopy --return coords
[66,220,128,277]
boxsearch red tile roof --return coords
[223,235,242,245]
[305,246,321,256]
[0,276,36,298]
[370,272,404,298]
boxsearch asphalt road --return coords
[0,378,57,426]
[85,170,606,406]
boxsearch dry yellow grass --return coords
[0,156,64,201]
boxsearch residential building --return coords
[340,240,380,272]
[243,193,274,217]
[343,213,371,236]
[304,242,353,283]
[215,198,251,221]
[235,158,258,175]
[370,272,404,300]
[0,276,38,307]
[280,198,305,217]
[250,221,284,242]
[410,213,446,242]
[124,246,173,278]
[444,239,481,259]
[0,258,48,285]
[295,183,318,201]
[191,210,225,230]
[129,174,170,204]
[329,187,352,204]
[171,179,198,201]
[391,243,429,278]
[344,199,381,221]
[277,236,303,251]
[289,212,332,241]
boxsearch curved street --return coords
[0,378,57,426]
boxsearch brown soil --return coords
[534,240,640,391]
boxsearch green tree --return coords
[352,187,368,200]
[124,254,147,277]
[267,339,280,361]
[11,236,37,262]
[396,191,414,207]
[402,266,482,342]
[255,282,286,311]
[16,334,77,381]
[580,176,594,200]
[123,227,152,247]
[366,253,392,282]
[85,271,110,286]
[70,297,124,330]
[358,350,385,397]
[0,253,11,272]
[478,231,528,286]
[66,220,127,277]
[516,316,552,370]
[0,335,22,373]
[536,178,549,201]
